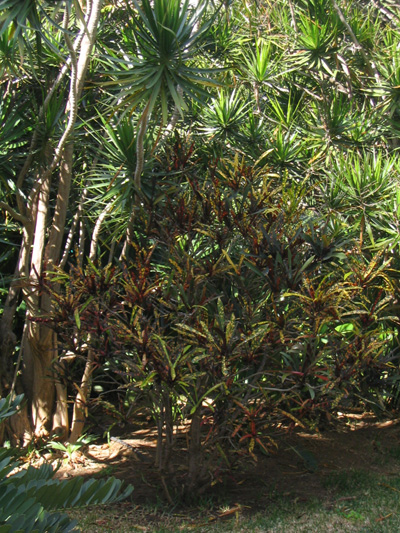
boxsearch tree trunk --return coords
[69,348,95,443]
[0,0,103,443]
[22,323,57,436]
[186,409,204,494]
[0,227,32,394]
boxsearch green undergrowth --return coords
[70,469,400,532]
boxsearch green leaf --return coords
[74,309,81,330]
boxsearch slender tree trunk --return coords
[187,409,204,494]
[69,348,95,443]
[120,101,151,259]
[68,200,113,442]
[0,226,32,393]
[21,160,53,436]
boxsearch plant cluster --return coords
[1,0,400,501]
[38,147,400,497]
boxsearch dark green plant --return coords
[3,0,400,502]
[36,149,400,499]
[0,395,133,533]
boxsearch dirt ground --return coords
[48,411,400,520]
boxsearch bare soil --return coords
[49,412,400,528]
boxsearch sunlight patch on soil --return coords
[40,412,400,531]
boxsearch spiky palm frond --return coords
[102,0,221,121]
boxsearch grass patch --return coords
[388,446,400,462]
[69,468,400,532]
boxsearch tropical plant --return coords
[0,0,105,442]
[1,0,400,493]
[0,394,133,532]
[102,0,220,255]
[47,433,97,465]
[0,0,218,443]
[34,144,400,498]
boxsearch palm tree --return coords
[0,0,219,442]
[101,0,220,256]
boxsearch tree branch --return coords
[0,201,29,226]
[331,0,381,84]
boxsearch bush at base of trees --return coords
[2,0,400,500]
[37,153,400,499]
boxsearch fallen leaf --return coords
[376,513,392,522]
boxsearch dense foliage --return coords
[41,149,400,494]
[1,0,400,498]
